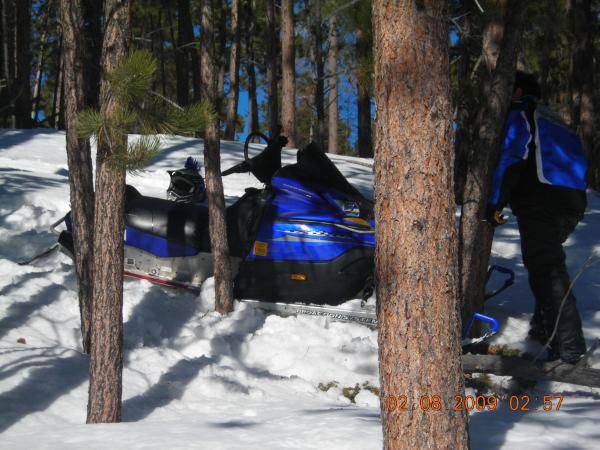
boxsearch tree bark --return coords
[462,354,600,388]
[313,0,325,149]
[201,0,234,315]
[83,0,102,108]
[567,0,597,190]
[87,0,131,424]
[245,0,259,137]
[356,25,372,157]
[280,0,295,146]
[327,14,339,154]
[265,0,279,137]
[31,2,51,123]
[458,2,526,329]
[60,0,95,355]
[224,0,241,140]
[51,35,64,129]
[15,0,32,128]
[1,0,15,127]
[216,1,227,99]
[175,0,190,106]
[31,30,46,123]
[373,1,469,448]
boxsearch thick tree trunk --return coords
[87,0,131,424]
[60,0,95,355]
[245,1,259,136]
[1,0,15,127]
[313,0,325,149]
[356,26,372,157]
[453,8,472,203]
[458,2,526,329]
[265,0,279,137]
[372,2,469,447]
[83,0,102,108]
[280,0,295,146]
[567,0,597,190]
[15,0,32,128]
[201,0,234,314]
[327,14,339,154]
[224,0,241,140]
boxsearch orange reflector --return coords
[291,273,307,281]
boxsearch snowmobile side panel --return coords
[125,226,201,258]
[234,247,374,305]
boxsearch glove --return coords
[485,204,507,227]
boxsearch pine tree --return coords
[281,0,296,146]
[458,1,526,330]
[225,0,242,140]
[373,1,468,447]
[60,0,95,354]
[201,0,235,314]
[80,45,212,423]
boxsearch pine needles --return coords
[75,49,214,172]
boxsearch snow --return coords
[1,129,599,449]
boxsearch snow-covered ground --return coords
[0,129,598,449]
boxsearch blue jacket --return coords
[490,98,588,209]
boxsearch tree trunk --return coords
[87,0,131,424]
[453,7,472,203]
[83,0,102,108]
[51,35,64,129]
[158,10,167,96]
[327,14,339,154]
[281,0,295,146]
[458,2,526,329]
[201,0,234,315]
[216,1,227,99]
[265,0,278,137]
[567,0,597,190]
[372,1,469,447]
[1,0,15,127]
[224,0,241,140]
[462,354,600,388]
[313,0,325,149]
[31,29,46,123]
[60,0,95,355]
[245,0,259,137]
[175,0,189,106]
[15,0,32,128]
[356,26,372,157]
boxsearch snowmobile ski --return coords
[240,299,378,327]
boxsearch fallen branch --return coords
[462,354,600,388]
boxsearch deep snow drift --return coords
[0,129,599,449]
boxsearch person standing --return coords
[487,71,588,364]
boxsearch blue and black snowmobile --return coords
[53,132,507,340]
[55,132,376,303]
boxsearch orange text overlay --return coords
[384,394,564,413]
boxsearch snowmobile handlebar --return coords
[243,131,272,163]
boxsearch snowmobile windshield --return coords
[272,143,373,218]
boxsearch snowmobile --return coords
[53,132,376,303]
[51,132,508,343]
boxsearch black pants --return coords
[517,209,586,362]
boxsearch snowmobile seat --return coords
[125,185,210,251]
